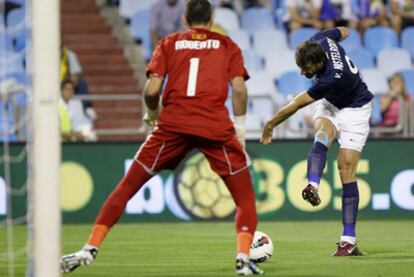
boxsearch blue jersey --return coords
[307,29,373,109]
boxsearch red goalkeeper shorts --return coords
[134,126,250,177]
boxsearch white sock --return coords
[309,182,319,190]
[236,252,249,262]
[341,236,356,245]
[83,243,98,251]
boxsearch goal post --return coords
[30,0,61,276]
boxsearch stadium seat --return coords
[240,7,275,33]
[0,101,17,142]
[360,68,388,95]
[130,9,152,61]
[264,49,298,79]
[347,48,375,69]
[0,52,25,74]
[248,98,274,122]
[252,29,288,56]
[277,71,312,97]
[119,0,155,19]
[214,7,239,32]
[245,113,263,131]
[12,91,28,107]
[339,28,361,52]
[370,96,382,126]
[401,27,414,59]
[284,110,312,138]
[1,72,26,86]
[400,69,414,97]
[290,27,318,49]
[242,50,263,72]
[228,30,251,51]
[377,48,412,77]
[9,0,25,5]
[6,8,25,29]
[246,71,277,97]
[0,31,15,55]
[273,0,286,29]
[364,27,398,56]
[67,99,93,132]
[12,28,27,52]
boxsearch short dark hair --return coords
[295,40,326,68]
[61,79,74,90]
[185,0,212,26]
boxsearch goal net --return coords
[0,0,60,276]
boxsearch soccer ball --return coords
[250,231,273,263]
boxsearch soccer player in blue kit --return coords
[261,27,373,256]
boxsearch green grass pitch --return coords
[1,220,413,276]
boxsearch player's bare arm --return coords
[144,74,163,110]
[337,27,349,41]
[261,91,315,144]
[231,76,248,116]
[231,76,248,147]
[143,74,163,126]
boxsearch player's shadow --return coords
[353,249,414,260]
[274,272,338,277]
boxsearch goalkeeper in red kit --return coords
[60,0,263,275]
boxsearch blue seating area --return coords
[339,28,362,52]
[400,70,414,98]
[130,9,151,61]
[401,27,414,59]
[364,27,399,56]
[0,2,29,142]
[121,1,414,136]
[277,71,313,97]
[290,27,318,49]
[347,48,375,69]
[240,7,275,33]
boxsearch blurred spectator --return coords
[59,80,86,142]
[380,73,412,127]
[320,0,358,29]
[211,0,244,13]
[391,0,414,34]
[106,0,120,6]
[211,0,271,14]
[243,0,272,10]
[284,0,323,32]
[60,45,98,121]
[357,0,389,33]
[150,0,185,48]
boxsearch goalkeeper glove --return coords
[234,115,246,147]
[60,245,98,273]
[143,106,160,127]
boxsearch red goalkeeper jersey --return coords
[146,27,249,141]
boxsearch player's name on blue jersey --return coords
[327,38,343,72]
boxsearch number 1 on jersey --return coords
[186,58,199,97]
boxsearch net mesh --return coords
[0,0,32,276]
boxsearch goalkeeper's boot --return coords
[331,241,364,257]
[60,246,98,273]
[236,259,264,275]
[302,184,321,206]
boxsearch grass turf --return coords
[1,220,413,276]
